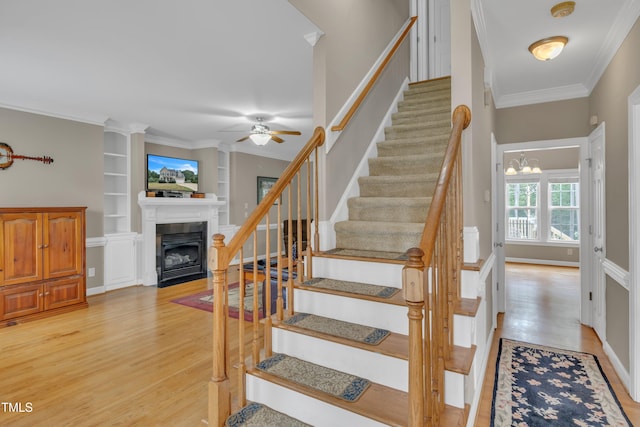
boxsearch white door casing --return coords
[589,123,606,342]
[492,134,506,315]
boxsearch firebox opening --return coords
[156,222,207,288]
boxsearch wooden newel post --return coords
[403,248,426,427]
[208,234,230,427]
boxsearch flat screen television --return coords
[147,154,199,193]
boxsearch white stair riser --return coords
[246,374,387,427]
[295,289,409,335]
[273,328,408,392]
[453,314,475,348]
[444,370,466,408]
[312,257,404,288]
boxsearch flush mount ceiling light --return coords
[551,1,575,18]
[528,36,568,61]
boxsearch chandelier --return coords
[505,152,542,175]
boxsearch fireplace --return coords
[156,222,207,287]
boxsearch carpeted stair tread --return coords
[391,109,451,125]
[301,277,400,298]
[256,354,370,402]
[335,220,424,253]
[276,313,410,360]
[347,197,431,223]
[369,153,445,176]
[384,120,451,140]
[225,402,311,427]
[377,136,449,157]
[284,312,391,345]
[397,94,450,111]
[358,173,439,197]
[247,365,408,426]
[319,247,408,263]
[407,77,451,93]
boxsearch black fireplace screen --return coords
[156,222,207,287]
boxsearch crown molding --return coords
[0,102,108,126]
[495,83,589,109]
[304,31,324,47]
[585,0,640,92]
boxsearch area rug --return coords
[284,313,390,345]
[302,277,399,298]
[491,338,633,426]
[225,402,311,427]
[256,353,370,402]
[171,282,264,321]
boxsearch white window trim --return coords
[505,168,580,245]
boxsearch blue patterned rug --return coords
[491,339,632,426]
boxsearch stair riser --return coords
[348,200,429,223]
[392,110,451,125]
[453,314,475,348]
[445,371,466,409]
[335,230,421,254]
[369,156,443,176]
[397,96,451,111]
[404,86,451,99]
[377,139,448,157]
[359,178,437,198]
[406,80,451,94]
[273,328,408,392]
[295,289,408,335]
[311,257,403,287]
[246,375,387,427]
[384,122,451,140]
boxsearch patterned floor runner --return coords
[256,354,370,402]
[324,248,407,260]
[284,312,390,345]
[492,338,633,426]
[225,402,311,427]
[302,277,399,298]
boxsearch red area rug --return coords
[171,282,264,321]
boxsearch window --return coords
[505,171,580,244]
[506,182,539,240]
[549,181,579,241]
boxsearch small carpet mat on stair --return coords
[324,247,408,261]
[302,277,399,298]
[256,353,370,402]
[284,312,390,345]
[225,402,311,427]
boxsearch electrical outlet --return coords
[88,267,96,277]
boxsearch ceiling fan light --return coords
[529,36,568,61]
[250,133,271,146]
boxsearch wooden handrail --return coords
[215,126,325,268]
[418,105,471,260]
[330,16,417,132]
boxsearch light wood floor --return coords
[474,263,640,426]
[2,264,639,426]
[0,273,260,427]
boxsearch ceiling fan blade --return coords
[236,135,250,142]
[271,135,285,143]
[270,130,301,136]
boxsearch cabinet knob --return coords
[39,293,43,297]
[45,292,50,296]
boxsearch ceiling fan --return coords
[236,117,301,145]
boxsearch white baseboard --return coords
[87,286,106,296]
[466,327,496,427]
[604,340,631,393]
[505,257,579,268]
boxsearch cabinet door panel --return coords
[44,212,83,279]
[1,213,42,285]
[45,277,83,310]
[0,283,43,320]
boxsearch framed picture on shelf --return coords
[257,176,278,204]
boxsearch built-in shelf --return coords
[217,149,230,226]
[103,131,130,235]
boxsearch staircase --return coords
[220,78,481,426]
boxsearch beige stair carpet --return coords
[335,77,451,255]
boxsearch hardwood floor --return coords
[474,263,640,426]
[0,273,259,427]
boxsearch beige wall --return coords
[0,107,105,288]
[589,17,640,371]
[290,0,409,123]
[496,98,591,145]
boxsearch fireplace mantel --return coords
[137,191,225,286]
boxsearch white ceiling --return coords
[475,0,640,108]
[1,1,639,159]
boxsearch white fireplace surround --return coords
[138,191,225,286]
